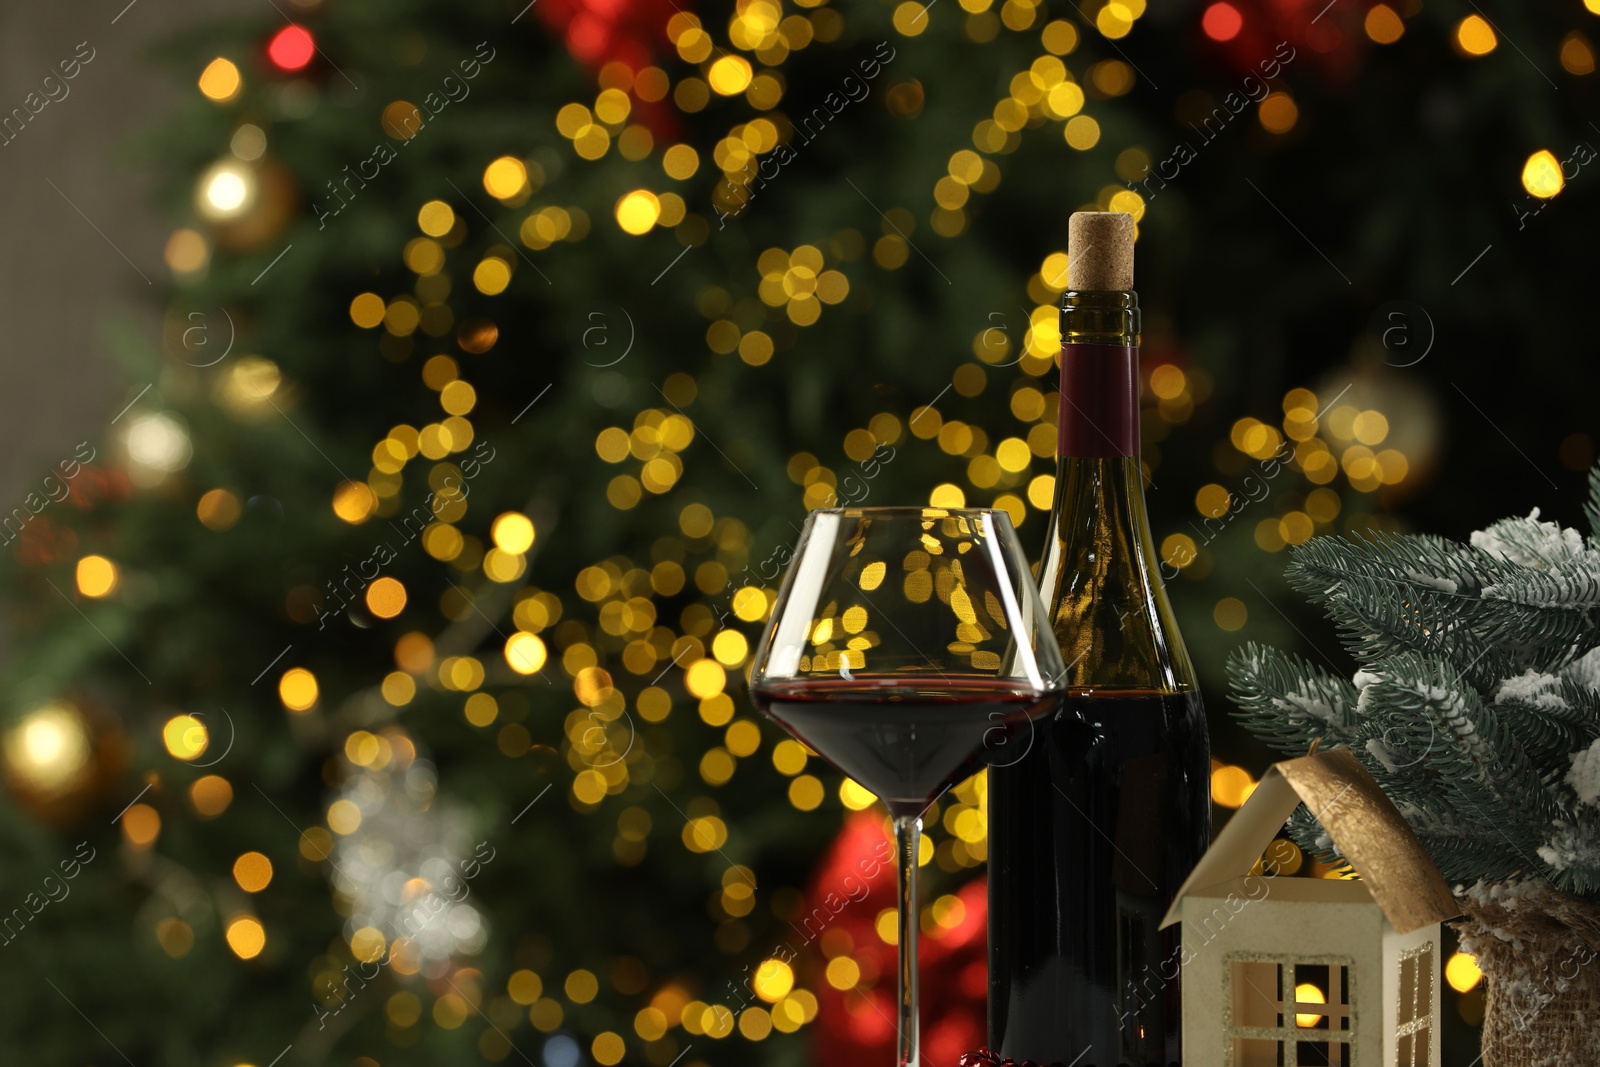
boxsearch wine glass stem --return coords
[894,812,921,1067]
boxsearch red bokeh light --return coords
[267,25,316,71]
[1202,2,1244,41]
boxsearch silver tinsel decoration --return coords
[330,747,489,964]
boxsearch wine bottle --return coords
[988,212,1210,1067]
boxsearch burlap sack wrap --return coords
[1455,880,1600,1067]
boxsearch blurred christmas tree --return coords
[3,0,1598,1063]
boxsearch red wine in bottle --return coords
[988,213,1210,1067]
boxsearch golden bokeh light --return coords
[593,1032,626,1065]
[1294,983,1327,1027]
[197,488,242,531]
[707,55,754,95]
[474,257,512,295]
[332,481,377,524]
[1064,114,1100,150]
[350,926,386,964]
[752,959,794,1002]
[350,292,386,328]
[1258,92,1298,134]
[417,199,455,237]
[788,774,824,811]
[327,798,362,835]
[4,704,91,798]
[483,156,529,200]
[76,555,119,598]
[225,916,266,959]
[712,630,749,666]
[278,667,319,713]
[123,804,161,848]
[196,160,256,221]
[1454,14,1497,56]
[505,632,548,675]
[162,714,209,761]
[381,100,425,140]
[663,144,700,180]
[1523,149,1565,199]
[509,970,544,1005]
[1211,764,1255,808]
[198,58,242,102]
[566,969,600,1003]
[1364,4,1403,44]
[190,774,233,817]
[893,1,930,36]
[1561,32,1596,75]
[366,577,407,619]
[615,190,662,235]
[825,956,861,990]
[491,512,536,554]
[1446,951,1483,993]
[1213,597,1248,632]
[840,778,877,810]
[440,380,476,415]
[232,851,273,893]
[165,228,210,273]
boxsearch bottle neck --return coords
[1060,289,1139,345]
[1057,290,1140,462]
[1042,290,1193,693]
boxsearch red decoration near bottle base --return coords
[1057,343,1138,459]
[957,1052,1048,1067]
[806,812,986,1067]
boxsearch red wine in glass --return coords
[754,677,1058,817]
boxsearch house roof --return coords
[1160,747,1459,935]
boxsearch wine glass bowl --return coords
[751,506,1062,813]
[748,506,1065,1067]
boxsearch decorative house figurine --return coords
[1162,747,1460,1067]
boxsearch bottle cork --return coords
[1066,211,1134,291]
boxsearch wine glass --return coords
[748,507,1065,1067]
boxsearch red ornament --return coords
[12,518,74,566]
[267,25,316,72]
[800,812,986,1067]
[1198,0,1370,83]
[534,0,676,70]
[533,0,682,138]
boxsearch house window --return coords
[1227,953,1354,1066]
[1395,944,1433,1066]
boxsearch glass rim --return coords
[806,505,1015,519]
